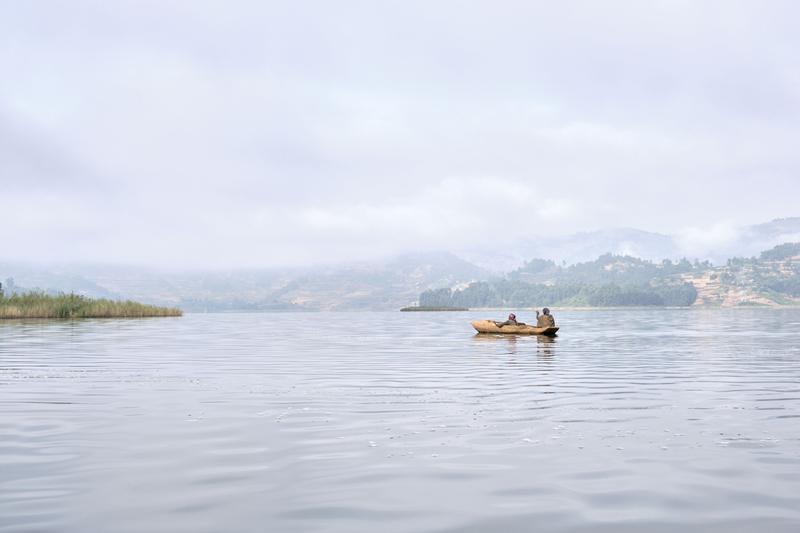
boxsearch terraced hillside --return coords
[683,243,800,307]
[420,244,800,308]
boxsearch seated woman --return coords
[495,313,525,327]
[536,308,556,328]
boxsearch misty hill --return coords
[459,228,678,272]
[459,217,800,271]
[2,218,798,311]
[422,255,703,308]
[0,252,488,312]
[737,218,800,256]
[509,255,710,286]
[0,266,120,300]
[0,262,295,309]
[266,252,489,311]
[421,243,800,308]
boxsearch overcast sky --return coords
[2,1,799,268]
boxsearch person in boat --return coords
[536,308,556,328]
[495,313,525,328]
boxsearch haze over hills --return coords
[0,253,490,311]
[459,217,800,272]
[2,217,799,310]
[458,228,678,272]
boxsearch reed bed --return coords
[0,292,182,319]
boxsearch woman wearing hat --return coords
[495,313,521,328]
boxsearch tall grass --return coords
[0,292,182,319]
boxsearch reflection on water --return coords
[473,333,557,358]
[472,332,519,348]
[472,333,558,357]
[537,335,556,357]
[2,309,800,533]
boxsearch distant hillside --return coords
[0,263,293,310]
[458,228,677,272]
[421,243,800,308]
[683,243,800,306]
[267,252,489,310]
[0,267,120,300]
[746,218,800,242]
[2,218,798,311]
[458,217,800,271]
[422,254,703,308]
[0,252,489,311]
[510,254,709,286]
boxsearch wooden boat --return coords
[471,320,559,336]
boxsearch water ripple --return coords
[1,309,800,532]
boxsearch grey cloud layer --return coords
[1,1,799,267]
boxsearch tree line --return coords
[420,280,698,308]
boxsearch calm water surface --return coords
[2,310,800,532]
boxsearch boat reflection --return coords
[472,333,519,352]
[472,333,557,357]
[536,335,556,357]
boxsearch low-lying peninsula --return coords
[0,292,182,319]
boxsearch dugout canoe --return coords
[471,320,559,336]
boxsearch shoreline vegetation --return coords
[0,292,182,319]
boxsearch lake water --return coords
[2,309,800,532]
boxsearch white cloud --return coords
[1,1,798,267]
[675,221,742,258]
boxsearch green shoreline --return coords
[0,292,182,319]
